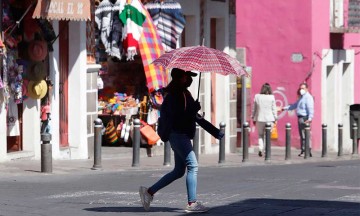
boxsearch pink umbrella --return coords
[152,45,248,99]
[152,45,247,76]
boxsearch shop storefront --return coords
[0,0,235,161]
[0,0,92,161]
[94,0,185,147]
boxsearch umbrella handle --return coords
[197,73,202,101]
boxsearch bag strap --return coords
[183,92,186,111]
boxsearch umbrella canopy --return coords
[151,45,247,77]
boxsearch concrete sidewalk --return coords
[0,146,359,177]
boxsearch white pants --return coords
[256,122,274,152]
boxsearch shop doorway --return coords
[59,21,69,147]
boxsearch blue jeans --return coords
[149,133,198,202]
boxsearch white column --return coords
[49,21,60,159]
[67,21,88,159]
[22,98,41,159]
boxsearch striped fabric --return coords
[95,0,124,59]
[139,5,169,93]
[119,0,146,60]
[145,0,185,52]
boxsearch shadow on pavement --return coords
[184,198,360,216]
[84,206,181,213]
[83,199,360,215]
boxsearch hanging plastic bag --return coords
[146,106,158,125]
[271,123,278,140]
[140,120,160,145]
[97,76,104,89]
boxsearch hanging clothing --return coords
[95,26,108,64]
[138,5,168,92]
[7,96,20,136]
[1,49,10,105]
[145,0,185,52]
[119,0,146,61]
[0,74,3,89]
[95,0,124,59]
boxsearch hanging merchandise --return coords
[7,96,20,136]
[0,35,5,56]
[119,0,146,61]
[97,75,104,89]
[23,7,41,42]
[27,80,48,100]
[146,106,158,125]
[6,50,25,104]
[145,0,185,51]
[140,120,160,145]
[36,19,57,52]
[26,61,46,82]
[104,119,119,145]
[27,39,48,62]
[0,36,4,90]
[138,4,168,93]
[0,75,3,90]
[95,0,124,60]
[1,50,10,105]
[21,79,29,101]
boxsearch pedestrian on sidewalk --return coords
[139,68,208,213]
[251,83,278,157]
[282,83,314,157]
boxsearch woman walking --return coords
[251,83,278,157]
[139,68,208,213]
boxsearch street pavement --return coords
[0,147,359,216]
[0,146,359,176]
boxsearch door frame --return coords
[59,21,69,147]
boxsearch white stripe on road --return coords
[47,191,137,199]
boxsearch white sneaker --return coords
[139,186,153,211]
[185,201,209,213]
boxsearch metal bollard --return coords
[304,123,310,159]
[193,123,200,161]
[285,123,291,160]
[265,122,271,161]
[242,122,249,162]
[352,123,358,155]
[41,133,52,173]
[218,122,226,164]
[322,124,328,158]
[163,141,171,166]
[92,118,103,170]
[132,119,141,167]
[338,123,343,157]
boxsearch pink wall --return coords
[310,0,330,150]
[236,0,331,150]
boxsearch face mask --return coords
[300,89,306,95]
[184,76,193,88]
